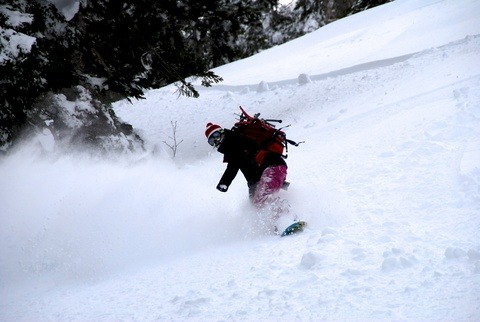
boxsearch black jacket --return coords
[217,129,286,189]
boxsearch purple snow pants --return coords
[252,165,287,208]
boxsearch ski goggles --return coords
[208,130,224,147]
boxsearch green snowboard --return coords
[280,221,307,237]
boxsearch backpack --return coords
[232,106,302,165]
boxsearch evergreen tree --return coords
[0,0,228,151]
[263,0,392,48]
[1,0,70,150]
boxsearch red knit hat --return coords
[205,122,222,140]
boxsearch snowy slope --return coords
[1,0,480,320]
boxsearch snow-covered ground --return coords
[1,0,480,320]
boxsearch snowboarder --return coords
[205,122,297,233]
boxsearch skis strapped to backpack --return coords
[232,106,303,165]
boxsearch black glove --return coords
[216,183,228,192]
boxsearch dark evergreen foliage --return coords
[265,0,392,47]
[1,0,69,150]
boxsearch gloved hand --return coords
[216,184,228,192]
